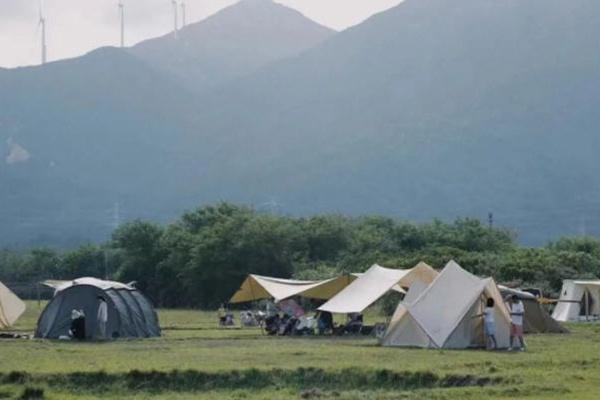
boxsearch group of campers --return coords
[1,260,599,351]
[481,296,526,351]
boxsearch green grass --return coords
[1,301,599,399]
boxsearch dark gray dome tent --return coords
[35,278,160,339]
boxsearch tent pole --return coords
[585,290,589,321]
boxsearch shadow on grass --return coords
[1,368,506,394]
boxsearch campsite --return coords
[1,259,600,399]
[1,300,600,399]
[2,0,600,398]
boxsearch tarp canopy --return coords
[0,281,26,329]
[553,280,600,322]
[382,261,512,349]
[499,285,568,333]
[318,262,439,314]
[229,274,357,304]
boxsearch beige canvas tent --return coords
[499,286,567,333]
[229,274,357,304]
[553,280,600,322]
[382,261,511,349]
[0,281,26,329]
[318,262,438,314]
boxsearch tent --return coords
[229,274,357,304]
[499,286,568,333]
[35,277,160,339]
[318,262,439,314]
[0,281,26,329]
[553,280,600,322]
[382,261,511,349]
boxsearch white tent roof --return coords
[229,274,356,303]
[573,280,600,287]
[0,281,26,329]
[318,262,438,314]
[41,277,133,292]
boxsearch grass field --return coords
[1,301,599,399]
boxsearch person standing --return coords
[96,296,108,340]
[483,298,498,350]
[509,295,526,351]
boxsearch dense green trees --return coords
[2,203,600,307]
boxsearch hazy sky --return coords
[0,0,403,68]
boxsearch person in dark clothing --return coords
[317,311,334,335]
[69,309,86,340]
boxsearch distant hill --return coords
[0,0,336,247]
[2,0,600,247]
[0,47,200,247]
[129,0,335,92]
[185,0,600,244]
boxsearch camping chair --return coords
[342,313,364,335]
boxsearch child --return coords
[483,298,497,350]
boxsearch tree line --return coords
[2,203,600,308]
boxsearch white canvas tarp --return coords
[229,274,356,304]
[0,281,26,329]
[318,262,439,314]
[382,260,512,349]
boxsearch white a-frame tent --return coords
[382,261,511,349]
[552,280,600,322]
[0,281,26,329]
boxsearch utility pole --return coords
[112,201,121,230]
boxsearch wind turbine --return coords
[118,1,125,48]
[171,0,179,39]
[180,2,186,28]
[39,0,47,65]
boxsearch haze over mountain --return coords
[129,0,335,92]
[2,0,600,247]
[188,0,600,244]
[0,0,332,247]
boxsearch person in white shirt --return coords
[483,298,497,350]
[96,296,108,340]
[509,295,526,351]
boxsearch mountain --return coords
[129,0,335,92]
[0,0,336,247]
[183,0,600,244]
[0,47,200,247]
[3,0,600,247]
